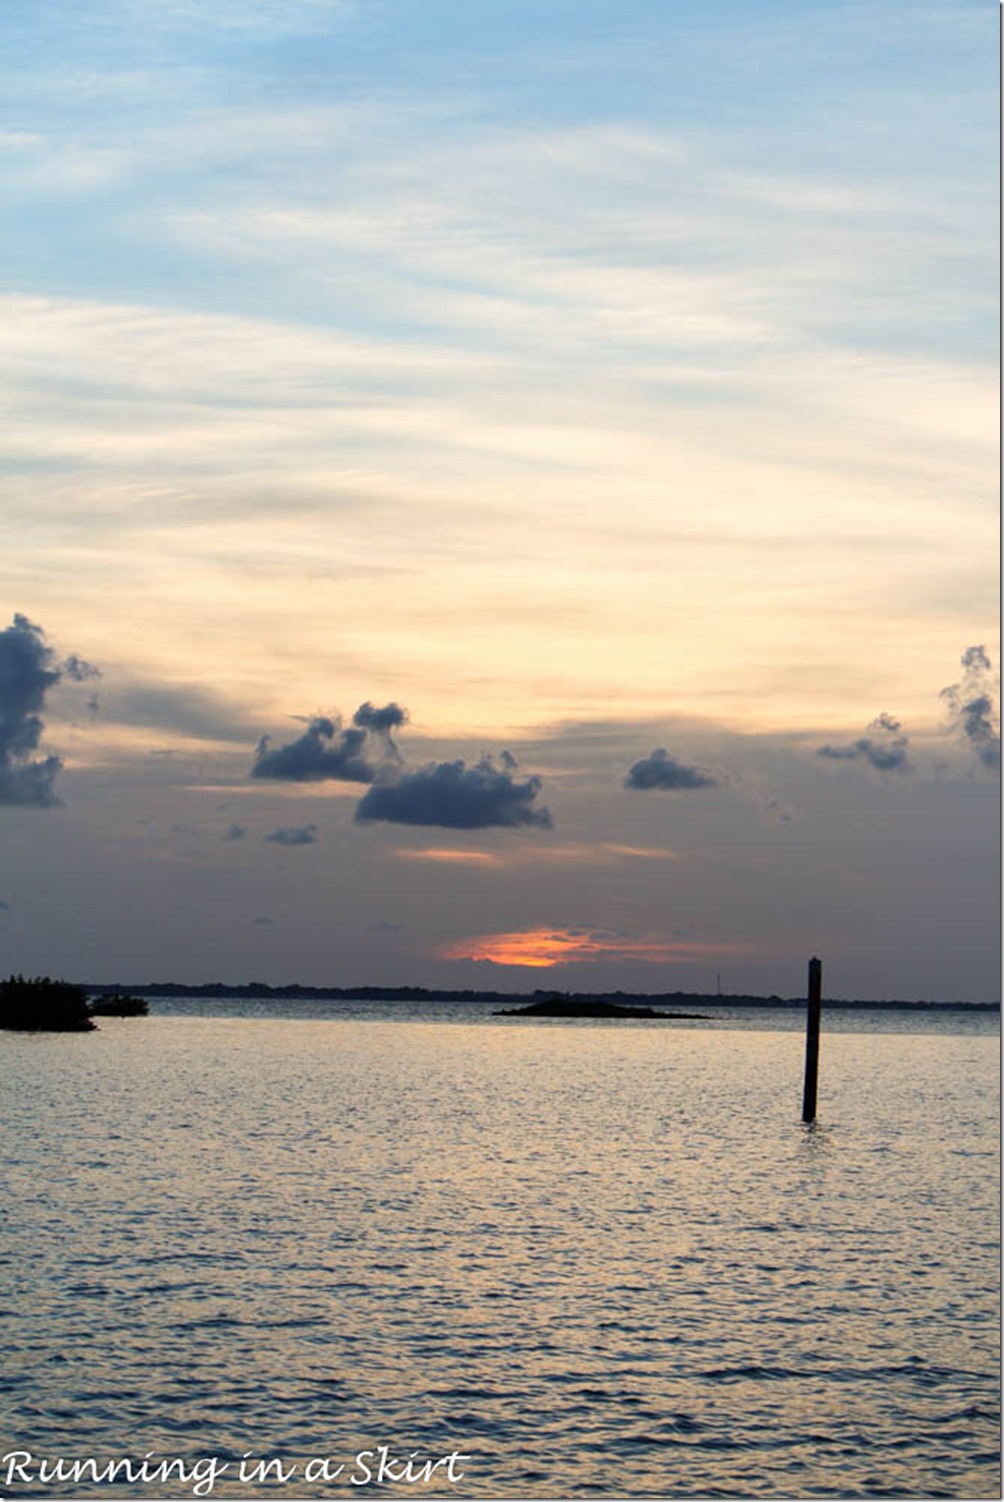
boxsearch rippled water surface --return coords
[3,1012,999,1498]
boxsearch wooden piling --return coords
[801,957,822,1123]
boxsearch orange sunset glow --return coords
[396,848,501,865]
[439,927,744,969]
[397,842,676,869]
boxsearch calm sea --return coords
[3,1002,999,1500]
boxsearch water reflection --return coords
[2,1019,999,1498]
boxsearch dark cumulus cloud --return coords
[941,645,1000,770]
[818,712,911,773]
[264,823,319,846]
[0,613,96,808]
[355,753,552,829]
[624,748,722,791]
[251,702,407,784]
[352,701,407,735]
[223,823,247,841]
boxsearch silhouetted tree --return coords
[0,975,95,1031]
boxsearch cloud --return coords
[439,926,743,968]
[0,899,10,910]
[252,717,373,782]
[62,654,101,683]
[624,748,722,791]
[355,753,552,829]
[264,823,319,845]
[252,915,275,926]
[759,794,794,824]
[251,702,406,783]
[100,682,258,743]
[396,847,502,866]
[941,645,1000,770]
[134,0,353,38]
[394,840,676,869]
[738,769,796,824]
[352,700,408,736]
[818,711,911,772]
[0,613,82,808]
[599,842,677,860]
[223,823,247,840]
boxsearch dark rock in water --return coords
[493,996,703,1019]
[0,975,95,1031]
[88,995,149,1017]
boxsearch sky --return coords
[0,0,998,1000]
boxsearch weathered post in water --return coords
[801,957,822,1123]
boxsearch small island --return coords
[0,975,96,1032]
[493,995,704,1019]
[0,976,149,1030]
[88,995,149,1017]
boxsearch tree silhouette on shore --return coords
[0,974,95,1031]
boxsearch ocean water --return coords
[2,1008,999,1500]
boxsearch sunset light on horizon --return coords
[439,927,748,970]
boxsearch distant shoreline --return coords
[80,982,999,1012]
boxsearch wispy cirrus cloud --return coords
[127,0,354,37]
[395,847,502,867]
[1,283,994,740]
[395,841,675,868]
[96,680,259,744]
